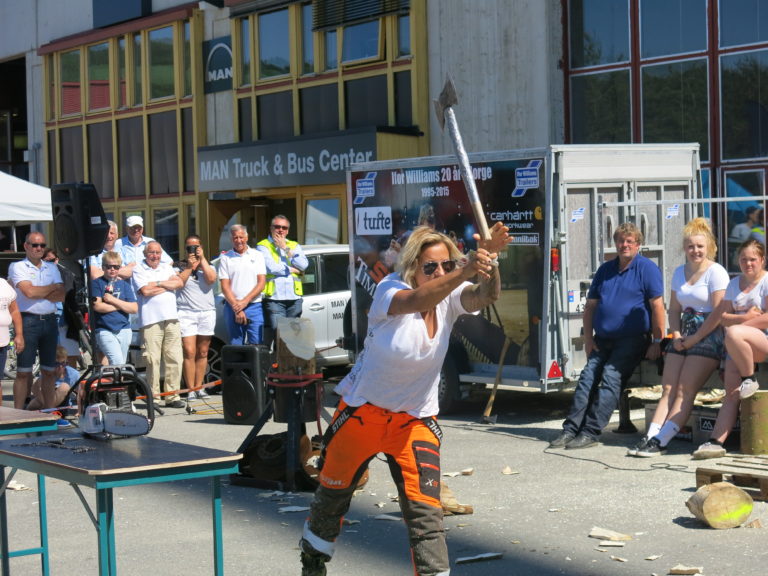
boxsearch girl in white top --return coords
[631,218,730,457]
[690,239,768,458]
[0,278,24,397]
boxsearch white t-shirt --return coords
[217,248,267,303]
[724,273,768,313]
[131,261,179,327]
[8,258,62,314]
[335,274,474,418]
[671,263,730,312]
[0,278,16,346]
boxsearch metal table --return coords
[0,431,241,575]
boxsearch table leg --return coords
[96,488,116,576]
[36,475,49,576]
[211,477,223,576]
[1,467,9,576]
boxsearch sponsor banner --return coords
[203,37,233,94]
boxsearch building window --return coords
[570,70,631,143]
[345,75,387,128]
[342,20,381,63]
[133,33,143,106]
[47,56,56,120]
[117,38,127,108]
[300,84,339,133]
[640,0,706,58]
[153,207,179,261]
[325,29,338,70]
[60,49,82,115]
[60,126,84,183]
[720,0,768,48]
[182,107,194,191]
[259,9,290,78]
[183,21,192,97]
[398,14,410,57]
[394,70,412,127]
[186,204,196,236]
[148,26,175,100]
[88,121,114,200]
[302,3,315,74]
[258,91,293,139]
[47,130,57,185]
[87,42,110,111]
[118,116,145,197]
[569,0,630,68]
[239,16,251,86]
[149,111,179,195]
[642,59,709,160]
[305,198,340,244]
[721,50,768,160]
[238,97,253,142]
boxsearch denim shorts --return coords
[667,309,724,361]
[18,313,59,371]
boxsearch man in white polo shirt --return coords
[9,232,66,409]
[218,224,267,345]
[132,241,185,408]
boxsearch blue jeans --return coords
[262,298,302,349]
[224,302,264,345]
[563,334,648,439]
[95,328,132,365]
[0,345,7,378]
[18,314,59,371]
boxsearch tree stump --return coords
[685,481,754,529]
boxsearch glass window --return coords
[302,3,314,74]
[721,50,768,160]
[398,14,410,57]
[302,256,319,295]
[239,17,251,86]
[321,253,349,292]
[306,198,340,244]
[182,107,194,191]
[60,49,82,115]
[570,70,631,142]
[725,170,764,270]
[87,42,110,111]
[60,126,84,183]
[88,121,114,200]
[259,9,290,78]
[569,0,630,68]
[325,29,338,70]
[47,56,56,120]
[118,116,145,197]
[300,85,339,133]
[345,75,388,128]
[148,26,174,99]
[238,97,253,141]
[118,38,127,108]
[642,59,709,160]
[47,130,57,185]
[0,112,11,162]
[183,21,192,97]
[133,33,143,106]
[186,204,196,236]
[640,0,706,58]
[342,20,380,63]
[257,92,293,139]
[149,111,179,195]
[394,70,412,127]
[720,0,768,48]
[153,208,179,261]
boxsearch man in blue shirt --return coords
[550,222,666,450]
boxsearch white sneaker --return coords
[197,388,209,398]
[692,441,726,460]
[187,391,199,401]
[739,378,760,400]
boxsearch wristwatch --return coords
[156,281,161,287]
[652,337,663,344]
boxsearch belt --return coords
[21,312,57,320]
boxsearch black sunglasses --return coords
[104,264,120,270]
[272,225,289,230]
[29,243,46,248]
[422,260,456,276]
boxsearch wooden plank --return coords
[697,462,768,501]
[0,407,57,426]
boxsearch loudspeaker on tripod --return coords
[52,182,109,260]
[222,345,272,425]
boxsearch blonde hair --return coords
[56,346,68,362]
[613,222,644,246]
[102,250,122,266]
[682,217,717,260]
[396,226,463,288]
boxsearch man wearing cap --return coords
[257,215,308,350]
[219,224,267,345]
[132,241,185,408]
[115,215,172,279]
[8,232,66,409]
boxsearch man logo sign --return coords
[204,37,233,94]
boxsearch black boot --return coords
[300,539,330,576]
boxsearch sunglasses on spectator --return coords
[29,243,46,248]
[104,264,120,270]
[421,260,456,276]
[272,225,289,230]
[55,361,67,367]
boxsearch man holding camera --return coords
[176,235,217,399]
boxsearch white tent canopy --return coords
[0,171,52,251]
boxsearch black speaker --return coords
[222,345,272,425]
[52,182,109,260]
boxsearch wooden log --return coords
[685,481,754,529]
[741,390,768,455]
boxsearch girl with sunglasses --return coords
[300,222,509,576]
[90,251,137,365]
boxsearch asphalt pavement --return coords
[2,378,768,576]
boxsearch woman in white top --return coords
[690,239,768,458]
[630,218,730,457]
[0,277,24,395]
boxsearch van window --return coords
[302,256,318,296]
[321,253,350,293]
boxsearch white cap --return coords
[126,215,144,228]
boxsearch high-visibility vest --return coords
[257,238,303,297]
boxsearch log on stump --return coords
[685,481,754,529]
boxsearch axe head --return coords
[433,75,458,131]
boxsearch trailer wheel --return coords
[439,354,461,414]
